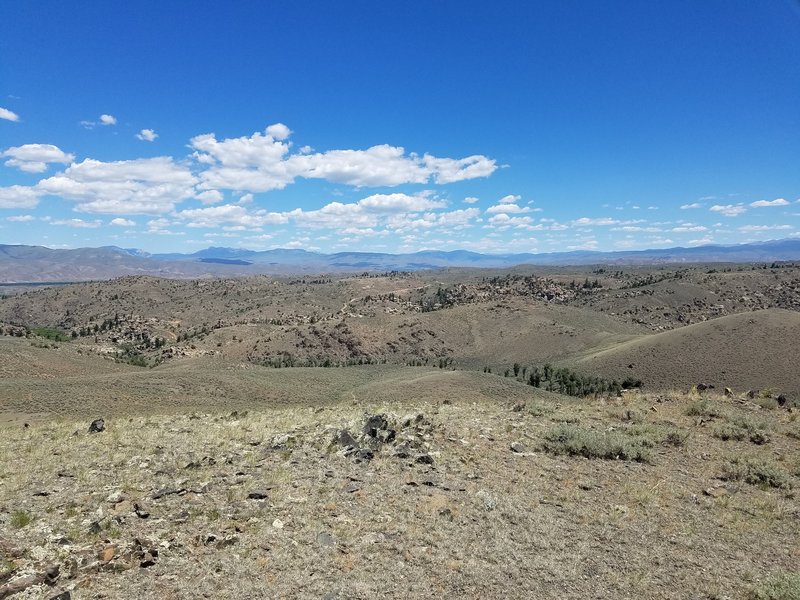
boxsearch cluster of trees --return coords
[253,352,387,369]
[485,362,642,397]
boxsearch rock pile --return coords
[333,412,435,464]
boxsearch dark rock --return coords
[749,432,770,445]
[747,390,757,399]
[695,383,708,392]
[49,592,71,600]
[88,418,105,433]
[133,503,150,519]
[44,565,60,585]
[724,387,734,398]
[152,487,186,500]
[337,429,358,448]
[393,442,412,459]
[363,414,389,438]
[415,454,434,465]
[33,490,50,497]
[511,402,525,412]
[88,521,102,535]
[139,552,157,568]
[777,394,788,406]
[510,441,526,453]
[354,448,374,462]
[248,490,269,500]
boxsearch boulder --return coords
[88,418,105,433]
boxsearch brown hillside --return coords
[569,308,800,396]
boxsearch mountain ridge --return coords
[1,238,799,283]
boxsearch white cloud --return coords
[498,194,520,204]
[688,236,715,246]
[0,185,42,208]
[0,107,20,122]
[463,196,479,204]
[671,225,708,232]
[191,125,496,192]
[177,204,288,229]
[238,193,254,204]
[487,213,536,230]
[36,157,197,214]
[6,214,36,222]
[110,218,135,227]
[51,218,102,228]
[750,198,789,207]
[485,202,531,214]
[680,203,703,209]
[738,224,792,232]
[99,114,117,126]
[265,123,291,140]
[709,204,747,217]
[2,144,75,173]
[571,217,619,226]
[195,190,223,205]
[136,128,158,142]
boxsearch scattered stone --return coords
[152,486,186,500]
[106,491,126,504]
[99,544,116,563]
[343,482,362,493]
[88,521,102,535]
[140,552,157,568]
[354,448,374,462]
[317,531,336,548]
[133,503,150,519]
[33,490,50,497]
[703,486,728,498]
[88,418,105,433]
[216,535,239,549]
[510,441,526,453]
[777,394,788,406]
[49,592,71,600]
[337,429,358,448]
[248,490,269,500]
[415,454,434,465]
[695,383,709,392]
[476,489,497,511]
[511,401,526,412]
[724,387,734,398]
[363,414,389,438]
[272,519,284,529]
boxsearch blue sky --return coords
[1,1,799,254]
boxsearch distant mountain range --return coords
[1,238,799,283]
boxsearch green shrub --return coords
[749,572,800,600]
[714,417,771,444]
[686,399,725,418]
[10,510,33,528]
[721,457,791,489]
[542,425,652,463]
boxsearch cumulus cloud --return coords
[6,214,37,222]
[750,198,788,207]
[463,196,479,204]
[110,218,135,226]
[2,144,75,173]
[99,114,117,126]
[36,157,197,214]
[498,194,521,204]
[487,213,536,230]
[195,190,224,205]
[136,128,158,142]
[709,204,747,217]
[738,224,792,232]
[671,225,708,232]
[0,107,20,122]
[680,203,703,209]
[176,204,288,229]
[485,202,531,214]
[51,218,102,228]
[572,217,619,226]
[191,125,496,192]
[0,185,42,208]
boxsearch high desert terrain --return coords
[1,262,799,599]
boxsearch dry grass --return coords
[1,387,798,599]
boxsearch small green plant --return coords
[721,457,792,490]
[714,417,770,444]
[755,396,779,410]
[10,510,33,528]
[748,572,800,600]
[542,424,652,463]
[686,399,725,418]
[32,327,70,342]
